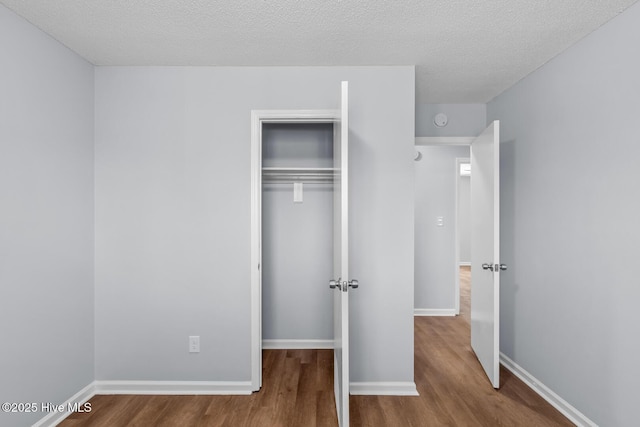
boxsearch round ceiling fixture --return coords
[434,113,448,127]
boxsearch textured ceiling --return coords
[1,0,638,103]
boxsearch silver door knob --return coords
[499,264,507,271]
[329,279,341,290]
[348,279,359,289]
[482,263,494,271]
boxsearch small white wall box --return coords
[293,182,303,203]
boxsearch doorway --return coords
[455,157,471,316]
[414,144,470,317]
[250,109,339,390]
[415,120,502,388]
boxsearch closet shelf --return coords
[262,167,336,183]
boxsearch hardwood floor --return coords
[60,267,572,426]
[459,265,471,324]
[61,349,337,427]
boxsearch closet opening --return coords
[261,122,334,350]
[250,109,340,391]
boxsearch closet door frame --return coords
[250,109,339,391]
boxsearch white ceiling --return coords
[2,0,637,103]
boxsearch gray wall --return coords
[414,146,469,310]
[488,2,640,425]
[262,124,333,341]
[416,104,486,137]
[458,172,471,264]
[94,66,416,384]
[0,5,95,427]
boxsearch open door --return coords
[470,120,502,389]
[329,81,353,427]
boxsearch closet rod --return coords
[262,167,335,183]
[262,173,334,178]
[261,167,335,172]
[262,176,333,184]
[263,180,334,183]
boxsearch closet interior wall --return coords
[261,123,334,343]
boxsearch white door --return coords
[330,81,352,427]
[470,120,502,389]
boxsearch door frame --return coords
[250,109,339,391]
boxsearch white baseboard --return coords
[500,353,596,427]
[350,382,419,396]
[32,382,95,427]
[459,262,471,267]
[94,380,253,395]
[33,380,253,426]
[262,339,334,349]
[32,378,419,426]
[414,308,456,316]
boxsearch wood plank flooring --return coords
[60,267,572,426]
[61,349,336,427]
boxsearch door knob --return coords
[348,279,359,289]
[329,279,342,290]
[482,263,507,271]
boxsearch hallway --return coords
[350,266,572,426]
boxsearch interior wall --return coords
[262,124,333,342]
[414,146,469,311]
[488,2,640,425]
[0,5,95,427]
[94,66,416,385]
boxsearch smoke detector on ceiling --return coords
[434,113,448,127]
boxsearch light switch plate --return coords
[293,182,303,203]
[189,336,200,353]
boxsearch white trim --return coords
[252,109,339,123]
[349,382,419,396]
[94,380,253,395]
[500,353,597,427]
[415,136,474,146]
[491,120,501,388]
[262,339,334,349]
[250,109,262,391]
[459,262,471,267]
[251,109,341,393]
[414,308,456,316]
[32,382,95,427]
[33,379,256,425]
